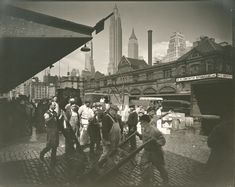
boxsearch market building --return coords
[84,36,233,121]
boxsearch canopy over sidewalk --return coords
[0,5,95,93]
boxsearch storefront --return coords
[176,73,233,135]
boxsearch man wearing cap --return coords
[88,103,102,156]
[40,101,59,167]
[63,98,79,154]
[78,100,94,148]
[98,104,121,166]
[139,114,169,186]
[126,105,138,150]
[147,106,171,134]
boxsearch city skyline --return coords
[13,1,232,80]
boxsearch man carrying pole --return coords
[139,114,169,186]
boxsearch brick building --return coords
[84,36,233,118]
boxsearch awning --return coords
[0,5,95,93]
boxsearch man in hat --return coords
[139,114,169,186]
[88,103,102,156]
[40,101,59,167]
[63,98,79,154]
[98,104,121,166]
[147,106,171,133]
[78,100,94,148]
[126,105,138,150]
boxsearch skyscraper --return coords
[162,32,186,62]
[107,4,122,75]
[128,28,138,59]
[84,41,95,75]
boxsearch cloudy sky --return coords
[14,0,232,80]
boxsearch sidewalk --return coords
[0,130,210,186]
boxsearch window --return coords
[181,66,186,75]
[190,64,199,74]
[207,63,214,73]
[147,72,153,80]
[163,69,172,78]
[133,74,139,82]
[104,80,107,86]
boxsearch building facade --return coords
[107,4,122,75]
[29,81,49,101]
[163,32,186,62]
[128,28,138,59]
[84,37,233,117]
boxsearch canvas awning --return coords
[0,5,96,93]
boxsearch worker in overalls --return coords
[98,104,121,167]
[40,101,59,167]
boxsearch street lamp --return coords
[80,44,90,52]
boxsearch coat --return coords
[141,124,166,165]
[126,111,138,132]
[44,110,59,148]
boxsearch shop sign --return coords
[176,73,216,82]
[217,73,233,79]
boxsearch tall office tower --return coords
[163,32,186,62]
[84,41,95,75]
[128,28,138,59]
[107,4,122,75]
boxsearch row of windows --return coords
[84,60,232,89]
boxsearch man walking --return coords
[98,104,121,167]
[63,98,79,154]
[139,114,169,186]
[88,104,102,157]
[126,105,138,150]
[78,100,94,148]
[40,101,59,167]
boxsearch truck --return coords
[56,88,82,109]
[131,97,194,133]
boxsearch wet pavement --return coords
[0,129,211,187]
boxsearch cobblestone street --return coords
[0,130,210,187]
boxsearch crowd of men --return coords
[37,96,170,185]
[0,95,233,186]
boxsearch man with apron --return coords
[98,104,121,167]
[40,102,59,167]
[78,101,94,148]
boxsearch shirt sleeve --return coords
[44,113,50,120]
[90,109,94,118]
[78,106,83,115]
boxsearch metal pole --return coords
[96,139,153,183]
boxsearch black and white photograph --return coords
[0,0,234,187]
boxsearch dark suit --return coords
[126,111,138,150]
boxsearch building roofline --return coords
[5,5,94,35]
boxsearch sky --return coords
[13,0,233,80]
